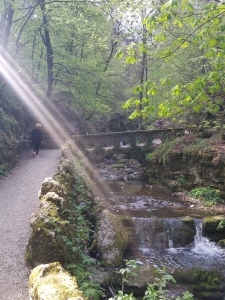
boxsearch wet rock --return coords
[29,262,84,300]
[166,218,195,247]
[126,265,157,289]
[218,239,225,247]
[182,216,195,229]
[127,174,136,181]
[134,217,167,249]
[134,217,195,249]
[96,210,128,267]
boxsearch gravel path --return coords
[0,149,61,299]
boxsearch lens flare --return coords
[0,50,119,202]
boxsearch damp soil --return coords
[0,149,61,300]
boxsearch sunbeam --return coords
[0,50,120,203]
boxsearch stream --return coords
[93,156,225,277]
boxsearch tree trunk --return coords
[139,25,147,129]
[0,0,14,53]
[39,0,53,100]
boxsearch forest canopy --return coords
[0,0,224,130]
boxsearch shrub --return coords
[0,165,8,178]
[190,187,224,207]
[176,174,186,185]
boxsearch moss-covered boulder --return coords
[96,210,128,267]
[94,265,157,291]
[218,239,225,247]
[26,192,80,267]
[174,268,223,299]
[182,216,195,227]
[39,178,65,199]
[203,216,225,234]
[29,262,85,300]
[111,163,125,168]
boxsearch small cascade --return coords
[192,219,224,255]
[164,219,174,248]
[133,217,168,249]
[133,217,225,274]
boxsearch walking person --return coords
[30,123,43,157]
[154,117,162,128]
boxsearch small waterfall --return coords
[164,219,174,248]
[192,219,224,255]
[133,217,168,249]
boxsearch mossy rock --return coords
[128,158,141,168]
[174,268,221,292]
[94,265,157,291]
[29,262,84,300]
[117,215,135,228]
[194,290,224,299]
[26,225,80,267]
[96,210,128,267]
[26,196,79,267]
[110,163,125,168]
[182,216,195,229]
[203,215,225,234]
[118,159,126,163]
[39,178,65,200]
[218,239,225,247]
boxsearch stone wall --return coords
[72,129,184,149]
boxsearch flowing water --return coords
[96,175,225,275]
[136,218,225,275]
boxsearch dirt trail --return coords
[0,149,61,300]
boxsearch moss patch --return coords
[29,262,85,300]
[174,268,221,298]
[96,210,128,267]
[111,163,125,168]
[203,215,225,233]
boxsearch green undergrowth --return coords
[109,261,193,300]
[56,168,104,299]
[146,136,187,166]
[0,165,8,178]
[146,134,221,167]
[190,187,224,207]
[61,195,104,299]
[62,183,103,299]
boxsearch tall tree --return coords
[122,0,225,120]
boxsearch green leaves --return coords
[143,267,193,300]
[190,187,224,207]
[163,0,178,10]
[123,0,225,120]
[154,32,167,42]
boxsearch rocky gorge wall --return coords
[0,88,33,173]
[146,133,225,194]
